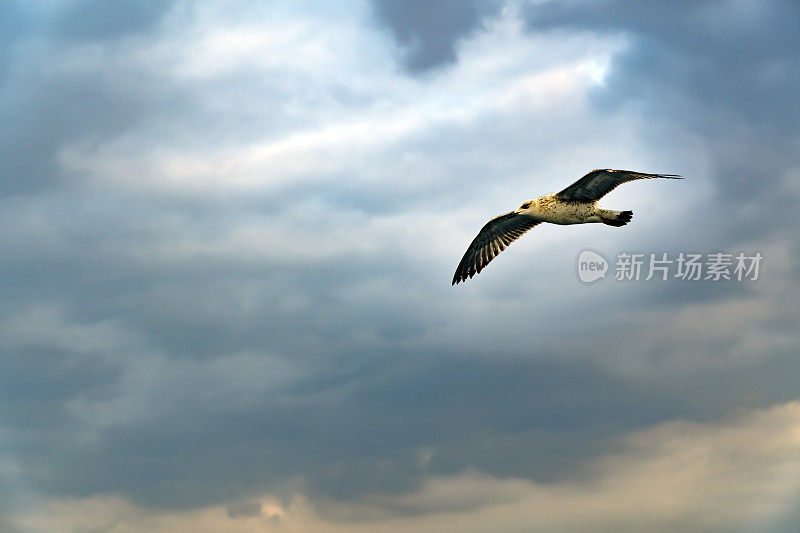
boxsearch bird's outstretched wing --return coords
[452,212,541,285]
[555,169,682,202]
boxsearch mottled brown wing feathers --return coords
[555,169,682,202]
[452,212,541,285]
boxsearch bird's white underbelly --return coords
[529,195,598,224]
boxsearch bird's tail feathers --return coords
[600,210,633,227]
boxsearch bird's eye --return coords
[520,201,532,209]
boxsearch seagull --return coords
[452,169,682,285]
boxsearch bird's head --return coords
[516,198,538,214]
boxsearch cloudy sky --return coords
[2,0,800,531]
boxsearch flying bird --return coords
[452,169,682,285]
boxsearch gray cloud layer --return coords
[1,1,799,530]
[370,0,503,72]
[525,0,800,203]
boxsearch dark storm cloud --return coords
[0,188,691,509]
[370,0,503,72]
[0,346,122,508]
[524,0,800,204]
[0,347,119,409]
[2,1,799,526]
[3,351,683,510]
[307,354,682,494]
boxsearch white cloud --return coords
[56,3,630,197]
